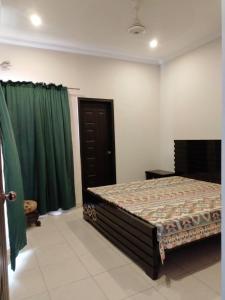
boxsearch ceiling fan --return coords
[128,0,146,35]
[0,61,12,71]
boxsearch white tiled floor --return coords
[8,208,221,300]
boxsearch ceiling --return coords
[0,0,221,64]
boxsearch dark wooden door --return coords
[0,148,9,300]
[79,98,116,198]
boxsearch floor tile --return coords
[158,259,188,281]
[56,208,83,222]
[168,238,221,274]
[79,246,129,275]
[53,220,72,236]
[23,292,50,300]
[41,256,90,289]
[28,220,56,235]
[193,261,221,293]
[155,271,220,300]
[108,243,133,263]
[65,230,110,256]
[64,233,94,256]
[128,258,188,289]
[28,230,65,248]
[67,218,91,232]
[67,218,109,241]
[9,208,221,300]
[49,277,107,300]
[9,268,47,300]
[94,264,153,300]
[8,246,39,275]
[126,287,167,300]
[35,243,75,267]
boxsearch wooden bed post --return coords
[83,191,162,281]
[148,227,161,280]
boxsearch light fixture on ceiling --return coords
[30,14,42,27]
[149,39,158,49]
[128,0,146,35]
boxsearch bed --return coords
[83,140,221,280]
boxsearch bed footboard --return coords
[83,191,161,280]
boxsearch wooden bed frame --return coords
[83,140,221,280]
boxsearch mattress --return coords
[88,176,221,261]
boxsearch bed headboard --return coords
[174,140,221,184]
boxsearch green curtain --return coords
[0,84,27,270]
[1,81,75,214]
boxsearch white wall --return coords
[160,39,222,171]
[0,39,221,206]
[0,44,161,206]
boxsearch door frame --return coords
[78,97,117,195]
[0,146,9,300]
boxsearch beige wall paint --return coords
[159,39,222,171]
[0,44,161,206]
[0,39,221,205]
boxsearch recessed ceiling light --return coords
[30,14,42,27]
[149,39,158,49]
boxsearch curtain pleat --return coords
[2,80,75,215]
[0,84,27,270]
[4,84,36,199]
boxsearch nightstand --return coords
[145,169,175,180]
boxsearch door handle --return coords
[107,150,112,155]
[0,191,16,202]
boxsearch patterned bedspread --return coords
[88,177,221,261]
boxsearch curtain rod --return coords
[0,80,81,91]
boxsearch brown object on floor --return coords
[24,200,41,227]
